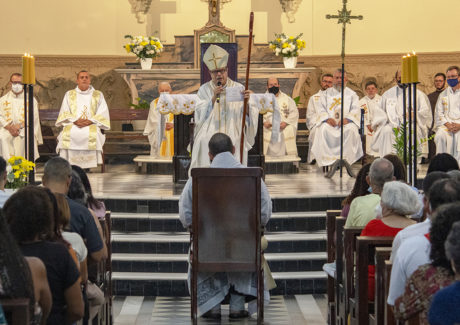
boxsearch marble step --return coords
[111,211,327,233]
[111,252,327,273]
[111,231,327,254]
[112,271,327,296]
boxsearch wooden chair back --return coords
[352,236,393,325]
[190,167,264,322]
[0,298,30,325]
[370,247,392,325]
[343,226,364,301]
[384,261,396,325]
[335,216,347,325]
[326,210,341,325]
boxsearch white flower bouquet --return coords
[124,35,163,59]
[268,33,306,58]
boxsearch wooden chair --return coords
[370,247,392,325]
[326,210,342,325]
[191,167,264,323]
[335,216,346,325]
[349,236,393,325]
[0,298,30,325]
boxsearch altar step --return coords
[111,211,329,296]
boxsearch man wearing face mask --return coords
[380,70,432,161]
[263,77,299,157]
[434,66,460,161]
[143,82,174,158]
[306,73,333,163]
[0,73,42,161]
[310,69,363,168]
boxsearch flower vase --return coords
[140,58,153,70]
[283,56,297,69]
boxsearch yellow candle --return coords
[401,56,407,84]
[22,53,30,84]
[406,53,412,84]
[410,51,418,83]
[29,55,35,85]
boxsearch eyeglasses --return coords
[447,75,459,79]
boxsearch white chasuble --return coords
[144,97,174,158]
[56,86,110,168]
[263,91,299,157]
[434,87,460,160]
[306,89,325,162]
[0,91,42,161]
[310,87,363,167]
[381,85,432,155]
[359,94,394,157]
[191,78,259,171]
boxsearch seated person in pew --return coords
[4,186,84,325]
[394,202,460,324]
[345,158,394,227]
[360,181,420,300]
[263,77,299,157]
[0,209,52,325]
[388,178,460,306]
[144,82,174,158]
[428,221,460,325]
[55,70,110,169]
[179,133,275,319]
[427,152,459,173]
[340,163,371,218]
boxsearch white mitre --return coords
[203,44,229,71]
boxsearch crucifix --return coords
[202,0,232,26]
[325,0,363,178]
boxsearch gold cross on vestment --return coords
[326,0,363,61]
[329,98,341,110]
[208,53,223,70]
[4,101,11,107]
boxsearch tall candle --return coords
[410,51,418,83]
[22,53,30,84]
[401,56,409,84]
[29,55,35,85]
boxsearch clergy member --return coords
[310,69,363,167]
[190,45,258,170]
[144,82,174,158]
[428,72,446,159]
[359,81,394,157]
[0,73,42,161]
[263,77,299,157]
[306,73,333,163]
[180,132,274,319]
[434,66,460,161]
[381,71,432,161]
[56,70,110,169]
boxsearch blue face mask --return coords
[447,78,459,88]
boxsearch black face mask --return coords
[397,80,403,88]
[268,86,279,95]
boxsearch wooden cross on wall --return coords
[326,0,363,61]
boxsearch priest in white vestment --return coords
[381,71,432,158]
[263,77,299,157]
[359,81,394,157]
[0,73,42,161]
[310,69,363,167]
[306,73,333,162]
[56,70,110,168]
[144,82,174,157]
[190,45,259,171]
[434,66,460,161]
[180,133,274,318]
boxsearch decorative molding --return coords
[129,0,152,23]
[0,55,137,67]
[279,0,302,23]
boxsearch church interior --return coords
[2,0,460,324]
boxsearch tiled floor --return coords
[112,294,328,325]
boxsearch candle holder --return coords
[22,53,36,183]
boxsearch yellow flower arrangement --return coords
[123,35,163,59]
[268,33,306,58]
[6,156,35,189]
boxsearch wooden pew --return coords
[340,226,364,324]
[0,298,30,325]
[350,236,393,325]
[335,216,346,325]
[370,247,392,325]
[384,261,396,325]
[326,210,342,325]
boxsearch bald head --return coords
[267,77,280,95]
[158,82,172,93]
[333,69,348,88]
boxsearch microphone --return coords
[216,81,222,103]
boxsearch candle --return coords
[22,53,30,84]
[410,51,418,83]
[401,56,408,84]
[29,55,35,85]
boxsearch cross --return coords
[202,0,232,26]
[208,53,223,70]
[326,0,363,61]
[4,101,11,107]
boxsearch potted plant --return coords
[124,35,164,70]
[6,156,35,189]
[268,33,306,68]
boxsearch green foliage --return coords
[392,123,434,162]
[129,98,150,110]
[293,96,301,106]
